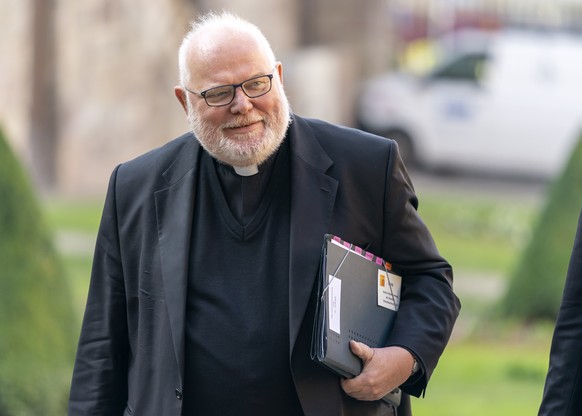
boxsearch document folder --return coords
[311,234,402,407]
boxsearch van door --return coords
[422,53,495,171]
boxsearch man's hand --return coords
[340,340,415,401]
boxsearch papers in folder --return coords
[311,234,402,407]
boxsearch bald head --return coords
[178,12,277,87]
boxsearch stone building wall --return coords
[0,0,381,197]
[54,0,197,196]
[0,1,33,158]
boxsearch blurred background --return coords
[1,0,582,414]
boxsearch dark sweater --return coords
[182,140,303,415]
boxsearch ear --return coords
[275,62,283,85]
[174,86,189,114]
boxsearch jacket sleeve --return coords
[539,209,582,416]
[381,142,461,397]
[69,165,129,415]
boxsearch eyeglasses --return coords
[184,71,275,107]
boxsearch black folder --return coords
[311,234,402,407]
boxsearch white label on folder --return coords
[378,270,401,311]
[328,275,341,334]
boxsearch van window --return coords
[429,53,488,83]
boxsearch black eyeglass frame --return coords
[183,70,275,107]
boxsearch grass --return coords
[44,199,101,331]
[418,195,538,275]
[44,199,103,233]
[413,334,550,415]
[411,188,552,415]
[43,190,554,416]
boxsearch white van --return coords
[356,29,582,179]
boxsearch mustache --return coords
[221,117,265,129]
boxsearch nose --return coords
[229,87,253,114]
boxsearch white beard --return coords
[187,85,291,168]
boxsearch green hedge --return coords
[500,134,582,321]
[0,128,76,415]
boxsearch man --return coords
[539,209,582,415]
[69,12,460,416]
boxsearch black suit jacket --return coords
[539,209,582,415]
[69,115,460,416]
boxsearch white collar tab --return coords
[233,164,259,176]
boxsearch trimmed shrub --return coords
[500,134,582,321]
[0,128,76,415]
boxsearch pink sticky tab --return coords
[343,242,351,248]
[375,257,383,266]
[355,246,363,255]
[365,252,373,260]
[333,236,341,242]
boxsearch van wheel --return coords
[385,130,416,167]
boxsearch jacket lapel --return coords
[154,137,200,383]
[288,116,338,352]
[152,120,338,373]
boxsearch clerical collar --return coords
[233,164,259,176]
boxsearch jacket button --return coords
[175,389,183,400]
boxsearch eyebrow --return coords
[200,67,275,89]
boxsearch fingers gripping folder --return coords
[311,234,402,408]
